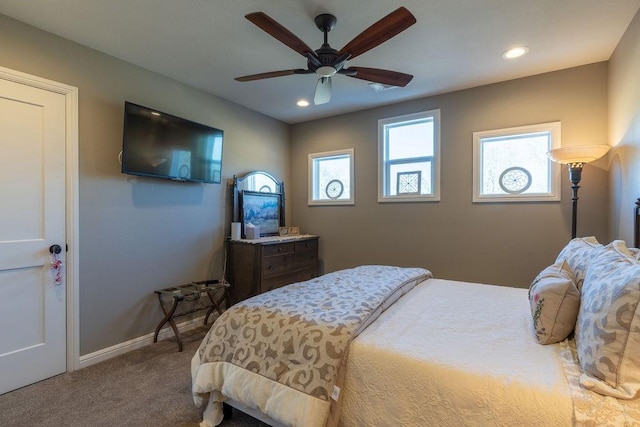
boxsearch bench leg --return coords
[153,294,183,352]
[204,286,229,325]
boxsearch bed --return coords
[191,201,640,427]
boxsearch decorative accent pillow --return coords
[529,260,580,344]
[555,236,602,290]
[575,240,640,398]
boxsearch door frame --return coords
[0,65,80,372]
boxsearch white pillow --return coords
[575,240,640,398]
[529,260,580,344]
[555,236,601,290]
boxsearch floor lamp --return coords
[547,145,610,239]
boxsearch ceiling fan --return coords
[235,7,416,105]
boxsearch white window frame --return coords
[472,122,561,203]
[308,148,355,206]
[378,110,441,203]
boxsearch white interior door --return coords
[0,77,67,394]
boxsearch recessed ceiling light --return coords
[296,99,310,107]
[502,46,529,59]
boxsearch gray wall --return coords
[0,15,290,355]
[609,10,640,243]
[290,63,610,287]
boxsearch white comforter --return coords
[339,278,574,426]
[194,274,640,426]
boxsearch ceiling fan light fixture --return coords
[316,65,337,77]
[368,82,398,92]
[314,77,332,105]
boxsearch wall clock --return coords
[326,179,344,199]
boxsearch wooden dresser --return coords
[226,235,319,304]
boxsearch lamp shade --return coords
[547,145,610,165]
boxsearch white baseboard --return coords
[77,316,207,370]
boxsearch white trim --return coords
[78,316,209,369]
[308,148,355,206]
[472,122,561,203]
[0,66,80,372]
[378,109,441,203]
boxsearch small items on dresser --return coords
[230,222,241,240]
[245,222,260,239]
[279,226,300,236]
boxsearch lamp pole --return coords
[568,163,584,239]
[548,145,610,241]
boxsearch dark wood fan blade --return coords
[246,12,316,57]
[235,69,302,82]
[346,67,413,87]
[338,7,416,60]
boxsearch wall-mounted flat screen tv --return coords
[121,102,223,184]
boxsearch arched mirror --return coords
[232,171,285,237]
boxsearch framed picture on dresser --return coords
[240,190,281,237]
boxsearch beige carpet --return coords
[0,327,266,427]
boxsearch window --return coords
[245,172,279,193]
[378,110,440,202]
[473,122,561,202]
[308,149,354,205]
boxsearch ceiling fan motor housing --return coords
[310,14,344,76]
[314,14,337,33]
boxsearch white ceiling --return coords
[1,0,638,124]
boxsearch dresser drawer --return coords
[293,267,317,283]
[294,250,317,269]
[262,253,293,278]
[261,274,295,293]
[294,239,318,252]
[261,268,318,293]
[262,242,294,257]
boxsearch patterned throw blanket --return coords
[193,265,432,427]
